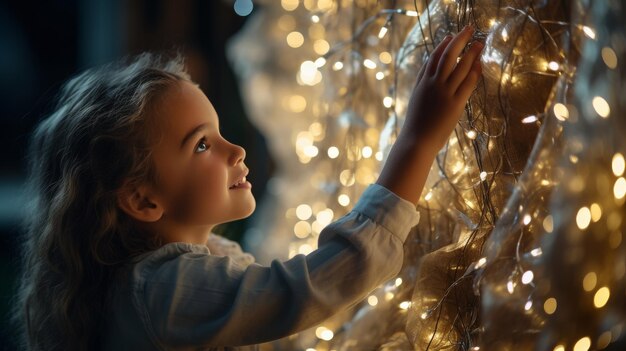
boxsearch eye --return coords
[194,138,210,153]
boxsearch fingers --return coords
[426,35,453,76]
[455,55,482,99]
[447,40,484,90]
[436,25,475,79]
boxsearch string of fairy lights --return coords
[230,0,625,350]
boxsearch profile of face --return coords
[117,80,255,242]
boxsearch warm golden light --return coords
[316,208,334,226]
[288,94,307,112]
[363,59,377,69]
[553,103,569,121]
[547,61,559,71]
[294,221,311,238]
[582,25,596,39]
[313,39,330,55]
[583,272,597,291]
[327,146,339,159]
[614,177,626,199]
[602,46,618,69]
[379,51,392,64]
[576,206,592,230]
[612,153,625,176]
[337,194,350,206]
[286,31,304,47]
[383,96,393,108]
[521,270,534,284]
[544,297,557,314]
[592,96,610,118]
[543,215,554,233]
[573,337,591,351]
[296,204,312,220]
[399,301,411,310]
[594,287,610,308]
[281,0,299,11]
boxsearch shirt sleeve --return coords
[131,182,421,349]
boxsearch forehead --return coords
[153,81,219,141]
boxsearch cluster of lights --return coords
[237,0,626,350]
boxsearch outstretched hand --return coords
[402,25,484,154]
[375,25,483,206]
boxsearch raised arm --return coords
[376,25,483,206]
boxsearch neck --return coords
[141,220,215,246]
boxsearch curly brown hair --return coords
[11,52,191,350]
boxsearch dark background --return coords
[0,0,272,348]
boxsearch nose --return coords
[227,141,246,166]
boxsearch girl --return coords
[13,25,482,350]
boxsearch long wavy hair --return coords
[10,52,191,350]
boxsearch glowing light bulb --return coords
[424,191,433,201]
[547,61,559,71]
[593,286,611,308]
[383,96,393,108]
[573,336,591,351]
[553,103,569,121]
[507,281,515,293]
[327,146,339,158]
[544,297,557,314]
[337,194,350,206]
[378,26,388,39]
[590,203,602,222]
[592,96,610,118]
[286,31,304,48]
[576,206,592,230]
[521,270,534,284]
[582,25,596,39]
[614,177,626,199]
[613,153,625,176]
[522,115,538,124]
[466,130,477,139]
[543,215,554,232]
[602,47,618,69]
[296,204,312,220]
[524,300,532,310]
[399,301,411,310]
[583,272,597,291]
[475,257,487,269]
[363,59,377,69]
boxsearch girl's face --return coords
[149,81,255,228]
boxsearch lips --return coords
[229,169,249,189]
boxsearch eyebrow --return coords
[180,123,210,150]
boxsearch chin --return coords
[237,200,256,220]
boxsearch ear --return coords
[116,180,164,222]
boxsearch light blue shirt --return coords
[102,183,420,350]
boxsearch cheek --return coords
[169,157,227,221]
